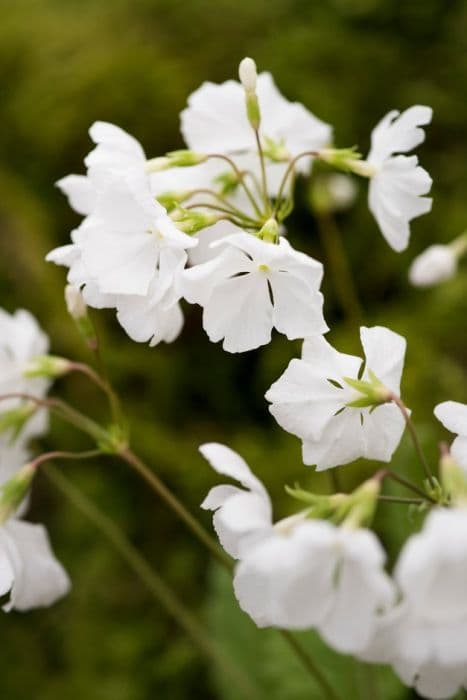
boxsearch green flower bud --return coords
[0,463,36,524]
[23,355,71,379]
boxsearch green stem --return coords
[254,130,270,214]
[315,211,363,323]
[378,495,426,505]
[118,447,232,569]
[379,469,435,502]
[184,189,259,224]
[389,395,436,486]
[68,362,124,428]
[273,151,319,216]
[207,154,263,218]
[184,201,260,227]
[280,631,342,700]
[44,464,263,700]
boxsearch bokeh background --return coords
[1,0,466,697]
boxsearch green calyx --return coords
[286,477,381,529]
[257,218,279,243]
[439,454,467,505]
[170,208,221,234]
[146,151,207,172]
[344,370,391,408]
[0,403,38,440]
[318,147,376,177]
[23,355,71,379]
[262,136,289,163]
[0,463,36,524]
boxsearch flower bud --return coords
[0,463,36,524]
[440,449,467,505]
[409,244,457,288]
[238,57,257,93]
[146,151,208,172]
[0,402,38,439]
[23,355,71,379]
[257,218,279,243]
[65,284,87,320]
[170,209,222,234]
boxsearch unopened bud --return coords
[156,191,191,212]
[440,448,467,505]
[257,218,279,243]
[239,57,257,93]
[0,403,38,439]
[23,355,71,379]
[65,284,87,320]
[171,209,222,234]
[343,478,381,529]
[146,151,208,172]
[409,245,457,288]
[0,463,36,524]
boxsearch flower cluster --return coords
[48,58,432,353]
[0,309,70,611]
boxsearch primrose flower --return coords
[435,401,467,470]
[200,443,393,649]
[200,443,272,558]
[266,326,406,470]
[0,309,50,440]
[366,106,433,251]
[181,71,332,192]
[183,231,327,353]
[57,121,148,216]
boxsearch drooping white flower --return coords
[234,519,394,653]
[409,244,457,287]
[360,607,467,700]
[366,106,433,251]
[199,443,272,558]
[266,326,406,470]
[435,401,467,471]
[0,309,50,439]
[362,507,467,698]
[181,71,332,192]
[183,232,327,353]
[0,518,70,612]
[200,443,393,649]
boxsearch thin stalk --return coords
[253,130,270,214]
[280,630,342,700]
[273,151,319,216]
[44,465,263,700]
[119,447,231,569]
[378,495,427,505]
[184,201,260,227]
[68,362,124,428]
[381,469,436,503]
[315,211,363,323]
[184,189,259,223]
[207,154,263,218]
[389,395,435,486]
[31,449,102,470]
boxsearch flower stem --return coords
[44,464,264,700]
[273,151,319,216]
[68,362,124,428]
[377,495,426,505]
[184,189,259,224]
[389,395,436,486]
[279,631,342,700]
[254,130,271,214]
[118,447,232,569]
[207,154,263,218]
[315,210,363,323]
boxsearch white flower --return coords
[362,507,467,698]
[360,608,467,699]
[183,232,327,353]
[57,121,148,216]
[200,443,393,650]
[409,244,457,287]
[0,309,50,440]
[0,518,70,612]
[199,442,272,558]
[435,401,467,470]
[367,106,433,251]
[181,72,332,192]
[266,326,406,470]
[234,518,393,652]
[48,177,196,346]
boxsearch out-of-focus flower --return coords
[266,326,406,469]
[183,231,327,353]
[409,245,457,287]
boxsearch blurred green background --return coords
[1,0,467,698]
